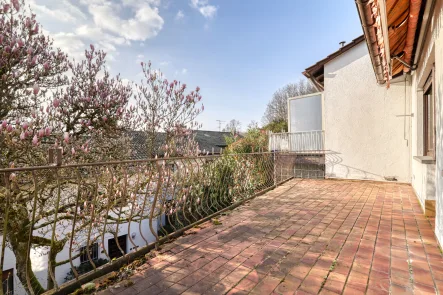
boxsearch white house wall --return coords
[323,42,411,182]
[1,218,161,295]
[413,0,443,246]
[410,68,436,210]
[434,1,443,247]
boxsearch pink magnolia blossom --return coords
[33,83,39,95]
[11,0,19,11]
[53,99,60,107]
[63,132,69,143]
[9,173,16,181]
[32,135,38,146]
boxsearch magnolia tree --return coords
[0,2,206,293]
[0,0,68,120]
[0,49,133,294]
[134,61,203,157]
[0,1,133,293]
[51,45,133,163]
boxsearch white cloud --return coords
[50,31,85,61]
[29,0,86,23]
[190,0,217,19]
[160,61,170,66]
[175,10,185,21]
[199,5,217,19]
[87,1,164,41]
[182,68,188,74]
[32,0,166,65]
[75,25,127,45]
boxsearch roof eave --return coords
[356,0,389,85]
[302,71,324,92]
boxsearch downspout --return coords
[356,0,386,84]
[413,0,437,67]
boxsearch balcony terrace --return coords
[1,153,442,295]
[96,179,442,295]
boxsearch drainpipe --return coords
[355,0,386,84]
[413,0,437,67]
[392,56,418,71]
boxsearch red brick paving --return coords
[100,179,443,294]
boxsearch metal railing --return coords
[0,152,297,295]
[269,130,325,152]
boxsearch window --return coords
[108,235,127,260]
[423,68,435,158]
[2,269,13,295]
[80,243,99,264]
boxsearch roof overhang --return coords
[356,0,427,86]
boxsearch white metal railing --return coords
[269,130,325,152]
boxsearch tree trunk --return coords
[46,249,56,291]
[10,237,45,295]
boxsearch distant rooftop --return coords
[129,130,231,159]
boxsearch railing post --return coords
[273,151,277,185]
[48,147,62,166]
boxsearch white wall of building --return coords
[288,93,323,133]
[323,42,411,182]
[411,0,443,246]
[434,1,443,247]
[2,218,161,295]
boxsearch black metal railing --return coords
[0,152,298,295]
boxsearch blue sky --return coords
[33,0,363,131]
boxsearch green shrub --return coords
[64,258,109,282]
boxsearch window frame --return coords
[423,66,436,159]
[2,268,14,295]
[79,243,99,264]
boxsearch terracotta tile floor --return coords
[100,179,443,295]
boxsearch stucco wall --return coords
[323,42,411,183]
[411,69,436,209]
[435,1,443,247]
[415,0,443,246]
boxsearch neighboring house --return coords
[284,0,443,245]
[302,36,411,183]
[129,130,230,159]
[1,212,162,295]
